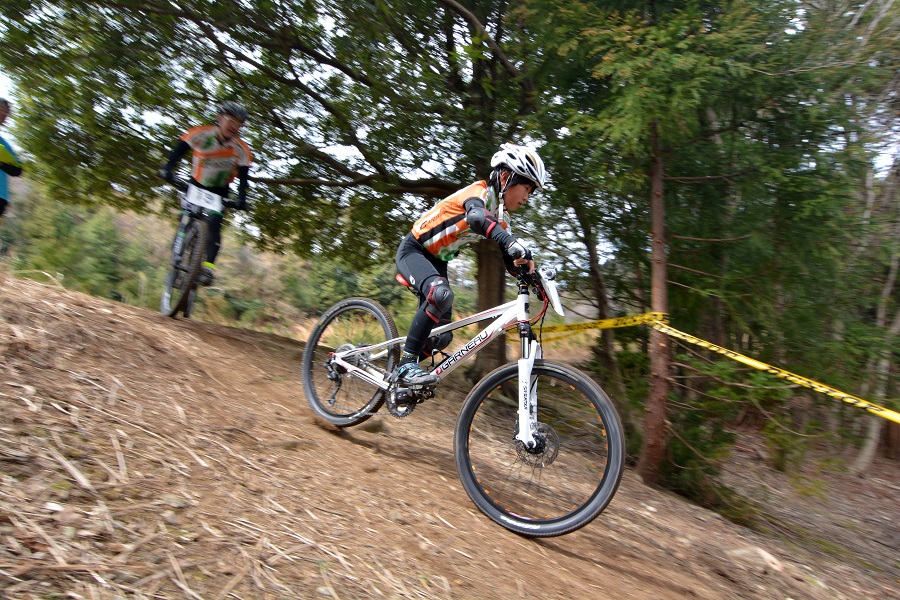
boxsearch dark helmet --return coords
[219,101,248,123]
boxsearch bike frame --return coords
[329,268,564,449]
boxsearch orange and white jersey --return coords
[180,125,252,190]
[411,181,510,262]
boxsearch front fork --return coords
[514,337,542,449]
[171,210,192,263]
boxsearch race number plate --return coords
[185,185,225,212]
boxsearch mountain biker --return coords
[394,143,546,387]
[0,98,23,222]
[159,101,252,286]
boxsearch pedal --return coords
[393,386,414,404]
[387,386,417,418]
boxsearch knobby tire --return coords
[454,360,625,537]
[301,298,399,427]
[161,218,207,318]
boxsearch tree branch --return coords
[669,233,753,243]
[438,0,536,95]
[664,169,756,183]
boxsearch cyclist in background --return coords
[0,98,24,223]
[394,143,547,386]
[160,101,252,286]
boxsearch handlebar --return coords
[519,264,565,317]
[157,169,241,211]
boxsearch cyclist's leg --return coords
[200,212,224,285]
[395,235,449,383]
[205,212,224,264]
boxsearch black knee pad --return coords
[424,278,454,322]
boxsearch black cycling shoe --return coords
[396,363,438,387]
[197,266,215,287]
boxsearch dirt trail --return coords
[0,273,896,598]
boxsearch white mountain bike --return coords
[301,264,625,537]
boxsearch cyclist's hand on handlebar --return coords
[158,168,188,192]
[507,239,535,273]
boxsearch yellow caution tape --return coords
[540,312,668,334]
[651,320,900,425]
[531,311,900,423]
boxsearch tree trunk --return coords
[568,196,628,405]
[469,238,507,381]
[637,121,671,485]
[850,418,883,476]
[849,160,900,472]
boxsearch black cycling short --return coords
[395,233,448,297]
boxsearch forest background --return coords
[0,0,898,521]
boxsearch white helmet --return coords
[490,143,547,190]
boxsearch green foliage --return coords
[524,0,898,493]
[762,418,807,473]
[1,181,413,336]
[788,474,829,501]
[660,356,794,500]
[597,348,648,457]
[0,0,540,268]
[1,0,897,519]
[12,192,124,296]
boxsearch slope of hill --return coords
[0,272,896,599]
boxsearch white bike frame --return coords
[329,266,565,449]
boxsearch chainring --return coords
[385,384,436,418]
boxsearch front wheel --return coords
[454,360,625,537]
[301,298,399,427]
[160,219,206,318]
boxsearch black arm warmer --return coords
[0,162,22,177]
[162,140,191,177]
[236,165,250,208]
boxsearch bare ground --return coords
[0,272,897,599]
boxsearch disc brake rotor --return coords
[516,423,560,467]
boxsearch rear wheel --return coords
[454,360,625,537]
[301,298,399,427]
[161,219,206,318]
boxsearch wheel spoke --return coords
[160,220,206,318]
[302,299,399,427]
[455,362,624,536]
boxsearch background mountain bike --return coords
[301,264,625,537]
[158,172,235,318]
